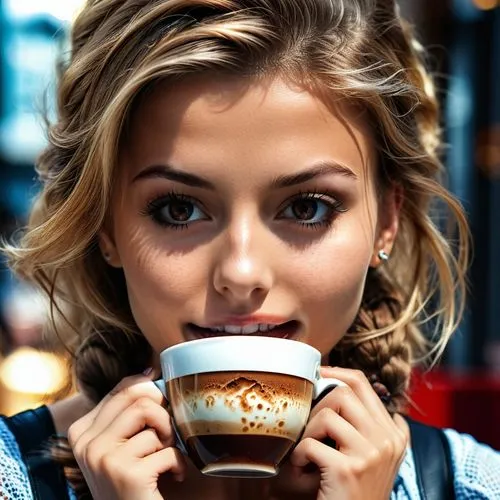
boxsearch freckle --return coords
[283,402,288,409]
[257,404,263,410]
[250,422,255,428]
[241,418,247,424]
[243,426,249,432]
[257,423,263,429]
[266,407,270,411]
[278,421,284,428]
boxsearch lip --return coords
[184,319,301,341]
[199,315,292,328]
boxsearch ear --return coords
[98,228,122,268]
[370,184,403,268]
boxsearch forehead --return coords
[119,74,376,183]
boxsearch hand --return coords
[277,367,408,500]
[68,374,187,500]
[48,392,95,435]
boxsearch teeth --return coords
[209,326,225,333]
[207,324,280,334]
[225,325,244,334]
[259,324,276,332]
[242,324,260,334]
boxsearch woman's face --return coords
[102,75,399,362]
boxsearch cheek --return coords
[112,219,210,350]
[293,220,374,353]
[296,239,370,311]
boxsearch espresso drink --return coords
[167,371,313,477]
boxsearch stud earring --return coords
[103,252,111,261]
[378,250,390,262]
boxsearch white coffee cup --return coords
[154,336,345,478]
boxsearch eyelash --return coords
[142,192,204,230]
[279,190,347,229]
[142,190,347,230]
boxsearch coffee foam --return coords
[169,372,313,439]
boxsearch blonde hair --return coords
[5,0,467,422]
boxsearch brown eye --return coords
[291,199,319,221]
[168,200,194,222]
[144,193,208,229]
[278,192,346,229]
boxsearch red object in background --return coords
[409,370,500,450]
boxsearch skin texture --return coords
[68,75,407,500]
[103,75,398,360]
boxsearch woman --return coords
[1,0,499,498]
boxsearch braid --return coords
[75,330,153,402]
[330,269,415,414]
[328,3,460,415]
[50,330,152,499]
[0,0,469,496]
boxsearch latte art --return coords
[168,372,313,476]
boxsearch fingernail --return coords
[142,367,153,376]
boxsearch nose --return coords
[212,216,273,307]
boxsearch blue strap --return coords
[3,406,70,500]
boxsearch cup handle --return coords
[152,379,189,456]
[153,378,167,397]
[313,376,347,400]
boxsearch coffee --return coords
[157,336,345,477]
[185,434,294,477]
[167,371,313,476]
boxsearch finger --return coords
[69,375,163,446]
[91,376,164,431]
[302,407,371,456]
[140,446,188,481]
[321,368,408,454]
[69,374,156,442]
[320,367,394,427]
[76,374,155,428]
[290,437,344,470]
[97,397,174,445]
[119,428,166,458]
[309,383,374,436]
[276,461,321,495]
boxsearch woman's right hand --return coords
[68,373,187,500]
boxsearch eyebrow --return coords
[271,161,358,188]
[132,165,215,190]
[131,160,358,189]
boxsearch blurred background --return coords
[0,0,499,446]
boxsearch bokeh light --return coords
[472,0,499,11]
[0,347,66,395]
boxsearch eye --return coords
[279,192,346,228]
[143,193,209,229]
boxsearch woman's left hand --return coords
[285,367,408,500]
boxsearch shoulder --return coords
[0,416,33,500]
[444,428,500,499]
[392,425,500,500]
